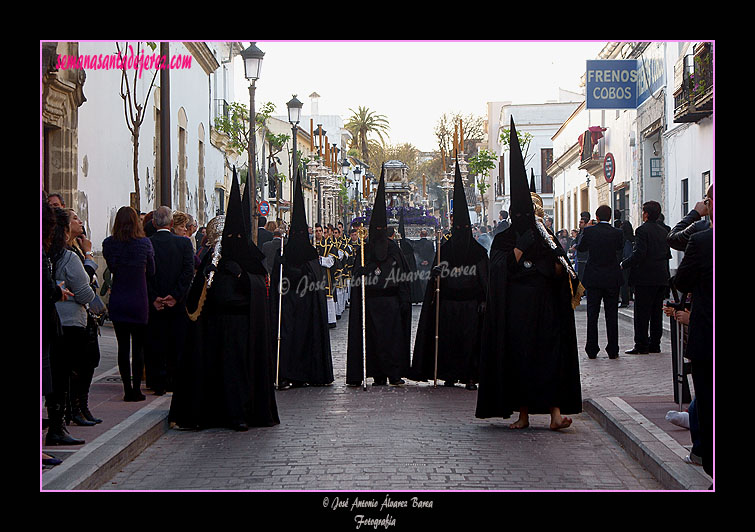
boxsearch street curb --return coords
[42,395,171,491]
[583,397,710,490]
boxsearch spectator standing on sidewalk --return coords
[145,206,195,395]
[621,201,671,355]
[47,207,95,445]
[64,209,103,425]
[42,200,77,451]
[667,196,711,252]
[672,185,713,481]
[573,212,591,282]
[102,206,155,402]
[619,220,635,307]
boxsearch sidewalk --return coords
[41,308,712,491]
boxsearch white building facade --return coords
[53,41,245,262]
[548,41,713,274]
[485,94,584,227]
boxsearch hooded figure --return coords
[397,208,424,303]
[269,169,334,388]
[409,159,489,389]
[475,117,582,430]
[169,168,279,431]
[346,165,412,386]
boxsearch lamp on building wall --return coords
[241,42,264,243]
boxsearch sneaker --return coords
[389,378,405,386]
[665,410,690,429]
[684,453,702,466]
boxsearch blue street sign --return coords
[586,60,639,109]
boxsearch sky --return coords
[234,40,608,152]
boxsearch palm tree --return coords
[345,106,390,163]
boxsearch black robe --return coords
[346,240,412,384]
[398,238,424,303]
[269,254,334,385]
[169,251,280,429]
[412,237,435,296]
[410,238,488,384]
[475,226,582,419]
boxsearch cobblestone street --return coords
[101,302,671,491]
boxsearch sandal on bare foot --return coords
[549,417,572,431]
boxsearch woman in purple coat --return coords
[103,206,155,401]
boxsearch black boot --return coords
[70,396,96,426]
[78,395,102,424]
[45,400,85,446]
[128,377,145,402]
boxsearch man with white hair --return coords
[145,206,195,394]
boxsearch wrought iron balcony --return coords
[674,43,713,123]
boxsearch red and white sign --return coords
[604,152,616,183]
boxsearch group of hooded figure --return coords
[168,118,583,432]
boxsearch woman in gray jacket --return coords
[46,208,95,446]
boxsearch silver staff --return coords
[359,224,368,391]
[275,235,284,390]
[433,226,441,388]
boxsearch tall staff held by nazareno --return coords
[358,223,368,391]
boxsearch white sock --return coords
[665,410,690,429]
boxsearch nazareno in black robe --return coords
[169,250,280,428]
[409,236,488,385]
[474,225,582,419]
[345,238,412,385]
[269,253,334,386]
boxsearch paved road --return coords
[100,300,671,491]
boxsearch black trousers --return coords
[145,307,187,392]
[632,284,666,351]
[585,286,620,357]
[112,321,146,391]
[691,359,713,478]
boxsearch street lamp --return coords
[287,93,303,188]
[353,166,362,215]
[241,42,264,244]
[340,157,351,221]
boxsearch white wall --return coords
[76,41,231,252]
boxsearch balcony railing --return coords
[673,43,713,123]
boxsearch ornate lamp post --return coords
[286,94,303,221]
[286,94,303,174]
[340,156,350,221]
[353,165,362,216]
[240,42,264,243]
[313,124,326,225]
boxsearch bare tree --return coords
[117,42,159,213]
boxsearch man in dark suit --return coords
[492,210,509,236]
[621,200,671,355]
[673,185,713,480]
[257,216,274,247]
[146,206,195,394]
[577,205,624,359]
[573,212,592,282]
[262,230,285,274]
